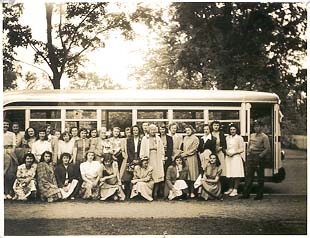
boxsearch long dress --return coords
[201,163,222,200]
[13,163,37,200]
[99,161,125,200]
[171,134,183,160]
[74,138,90,164]
[36,162,62,201]
[130,165,154,201]
[182,134,200,181]
[164,165,189,200]
[140,135,165,183]
[79,160,101,199]
[225,135,245,178]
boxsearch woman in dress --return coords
[36,151,62,202]
[121,125,142,198]
[168,123,183,161]
[13,152,37,200]
[55,153,80,200]
[164,156,189,200]
[23,127,37,149]
[58,132,75,161]
[99,153,125,201]
[224,124,245,197]
[198,124,217,172]
[89,128,99,151]
[130,157,154,201]
[159,123,173,174]
[95,127,110,158]
[72,128,90,165]
[180,124,200,198]
[211,121,228,191]
[79,151,102,199]
[140,124,165,199]
[200,153,223,200]
[109,127,123,170]
[31,128,52,162]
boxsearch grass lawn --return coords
[5,217,306,235]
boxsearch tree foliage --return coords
[171,2,306,99]
[3,3,31,90]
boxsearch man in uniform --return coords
[239,120,271,200]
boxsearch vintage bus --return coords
[3,89,285,182]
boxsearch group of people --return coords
[3,119,270,202]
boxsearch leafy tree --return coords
[3,3,31,90]
[171,2,306,100]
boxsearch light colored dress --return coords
[99,161,125,200]
[201,163,222,200]
[31,140,52,162]
[36,162,62,201]
[58,140,75,158]
[79,160,101,199]
[225,135,245,178]
[170,134,183,160]
[13,163,37,200]
[130,165,154,201]
[212,131,226,176]
[182,134,200,181]
[140,135,165,183]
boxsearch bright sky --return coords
[15,1,169,89]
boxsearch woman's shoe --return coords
[224,189,233,195]
[190,193,195,198]
[229,189,238,197]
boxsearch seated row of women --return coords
[11,149,222,202]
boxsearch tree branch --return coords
[15,59,52,79]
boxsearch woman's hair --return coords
[130,125,141,135]
[172,156,186,168]
[168,122,178,130]
[24,127,37,140]
[40,151,53,163]
[203,124,211,131]
[228,123,240,135]
[159,123,168,134]
[59,152,72,163]
[111,127,121,138]
[89,128,98,138]
[184,124,196,134]
[210,120,221,132]
[60,131,71,141]
[79,128,88,137]
[37,128,48,140]
[102,153,114,164]
[70,126,78,134]
[209,153,221,167]
[85,150,95,160]
[21,152,35,165]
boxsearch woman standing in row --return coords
[180,125,200,198]
[225,124,245,197]
[140,124,165,200]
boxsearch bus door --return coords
[249,103,274,178]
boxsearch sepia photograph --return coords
[2,0,307,236]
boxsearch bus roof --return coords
[3,89,280,106]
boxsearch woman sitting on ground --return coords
[130,157,154,201]
[199,153,223,201]
[99,153,125,201]
[13,152,37,200]
[36,151,62,202]
[79,150,102,199]
[55,153,80,200]
[164,156,189,200]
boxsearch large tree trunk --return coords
[46,3,62,89]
